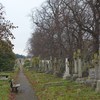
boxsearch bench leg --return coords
[11,87,18,93]
[11,87,14,92]
[15,87,18,93]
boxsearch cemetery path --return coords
[15,66,38,100]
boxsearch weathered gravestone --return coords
[49,56,53,73]
[73,50,82,78]
[83,68,97,89]
[41,60,45,72]
[96,80,100,92]
[95,49,100,92]
[78,58,82,78]
[89,68,96,79]
[74,59,78,74]
[73,59,78,79]
[63,58,70,79]
[53,58,58,76]
[45,60,50,73]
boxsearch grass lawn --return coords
[25,69,100,100]
[0,80,9,100]
[0,69,19,100]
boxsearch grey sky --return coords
[0,0,46,55]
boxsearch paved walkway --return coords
[15,66,38,100]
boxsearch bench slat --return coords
[13,84,20,87]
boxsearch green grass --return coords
[25,70,100,100]
[0,68,19,100]
[0,80,9,100]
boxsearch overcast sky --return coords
[0,0,46,56]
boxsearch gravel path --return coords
[15,66,38,100]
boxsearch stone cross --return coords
[63,58,70,79]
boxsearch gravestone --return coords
[74,59,78,74]
[41,60,45,72]
[72,59,78,80]
[38,60,42,72]
[63,58,70,79]
[78,58,82,78]
[45,60,50,73]
[98,64,100,80]
[95,56,100,80]
[96,80,100,92]
[89,68,96,79]
[54,58,57,71]
[49,60,52,70]
[95,49,100,92]
[84,68,96,89]
[53,58,59,76]
[48,56,53,74]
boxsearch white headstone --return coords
[63,58,70,79]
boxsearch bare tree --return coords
[62,0,100,54]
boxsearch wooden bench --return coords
[10,79,20,93]
[12,84,20,93]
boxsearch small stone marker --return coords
[89,68,96,79]
[96,80,100,92]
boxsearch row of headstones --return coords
[71,57,100,92]
[32,57,85,79]
[37,58,65,76]
[63,57,83,79]
[35,56,100,92]
[31,57,99,80]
